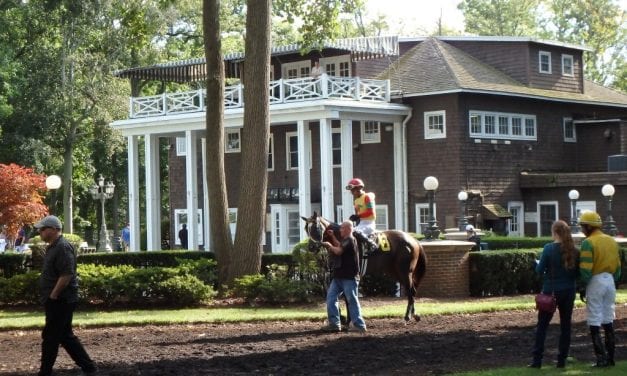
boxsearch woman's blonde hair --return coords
[552,220,577,269]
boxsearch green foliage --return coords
[231,263,318,304]
[458,0,541,36]
[0,253,29,278]
[483,236,552,250]
[77,250,214,268]
[0,271,39,305]
[469,249,542,296]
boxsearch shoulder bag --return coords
[535,254,557,313]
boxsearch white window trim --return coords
[561,54,574,76]
[424,110,446,140]
[176,137,186,156]
[375,205,389,230]
[507,201,524,237]
[469,110,537,140]
[320,55,351,77]
[360,121,381,144]
[225,128,241,153]
[267,134,274,171]
[563,117,576,143]
[282,61,310,79]
[415,203,437,235]
[285,131,312,171]
[539,51,552,74]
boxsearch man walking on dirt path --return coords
[35,215,97,376]
[578,211,621,367]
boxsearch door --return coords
[537,201,558,236]
[507,201,524,236]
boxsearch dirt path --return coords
[1,302,626,375]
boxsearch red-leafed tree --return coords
[0,163,48,242]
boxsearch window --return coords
[225,128,241,153]
[320,55,351,77]
[176,137,186,156]
[563,117,576,142]
[267,134,274,170]
[285,131,312,170]
[332,129,341,166]
[375,205,389,230]
[228,208,237,241]
[424,111,446,139]
[561,54,574,76]
[539,51,551,74]
[507,201,524,237]
[415,203,436,235]
[468,111,537,140]
[282,61,311,78]
[361,121,381,143]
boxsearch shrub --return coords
[0,271,39,305]
[231,264,318,304]
[158,274,216,306]
[469,249,541,296]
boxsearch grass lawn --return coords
[453,360,626,375]
[1,289,626,330]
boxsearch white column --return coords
[127,136,141,251]
[393,120,405,230]
[319,118,334,219]
[201,138,211,251]
[145,134,161,251]
[297,120,311,240]
[341,119,354,220]
[185,130,199,250]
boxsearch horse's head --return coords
[301,212,326,253]
[301,212,341,253]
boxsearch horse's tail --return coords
[406,237,426,297]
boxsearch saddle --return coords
[353,231,390,257]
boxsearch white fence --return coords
[129,74,390,118]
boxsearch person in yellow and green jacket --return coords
[578,211,621,367]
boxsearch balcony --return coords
[129,74,391,118]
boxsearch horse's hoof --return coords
[413,315,421,322]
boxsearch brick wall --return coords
[419,243,471,297]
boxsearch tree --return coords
[541,0,626,87]
[202,0,367,285]
[0,164,48,242]
[230,0,272,280]
[458,0,541,36]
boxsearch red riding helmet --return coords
[345,178,364,190]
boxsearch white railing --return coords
[129,74,390,118]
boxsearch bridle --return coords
[305,216,326,252]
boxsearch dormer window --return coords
[561,54,574,76]
[539,51,551,74]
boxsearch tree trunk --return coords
[62,140,74,234]
[229,0,271,282]
[203,0,233,284]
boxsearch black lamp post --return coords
[457,190,468,231]
[89,175,115,251]
[423,176,440,240]
[601,184,618,236]
[568,189,580,233]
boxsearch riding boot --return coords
[590,326,608,367]
[353,232,375,256]
[602,323,615,366]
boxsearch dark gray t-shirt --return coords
[39,235,78,304]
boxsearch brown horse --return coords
[301,212,427,322]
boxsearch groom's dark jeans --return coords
[39,299,96,376]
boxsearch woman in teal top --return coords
[530,220,579,369]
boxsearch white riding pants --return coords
[355,220,376,236]
[586,272,616,326]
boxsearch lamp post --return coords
[45,175,62,215]
[423,176,440,240]
[601,184,618,236]
[568,189,580,233]
[457,190,469,231]
[89,175,115,252]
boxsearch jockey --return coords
[345,178,378,255]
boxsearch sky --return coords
[365,0,627,36]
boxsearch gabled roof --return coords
[382,38,627,108]
[399,35,593,52]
